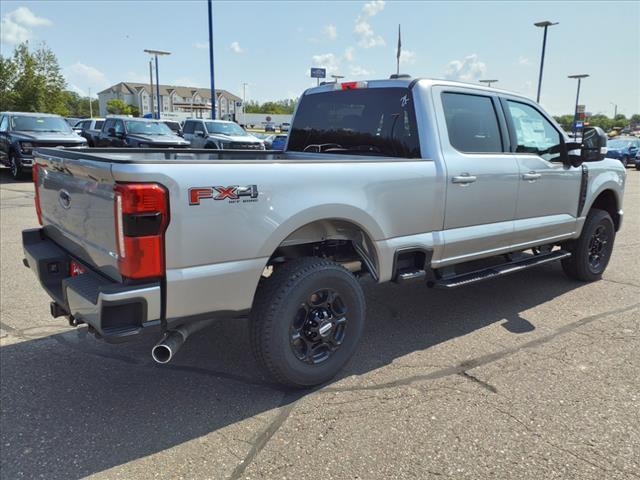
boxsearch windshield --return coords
[164,121,180,132]
[125,121,174,135]
[608,139,632,148]
[287,88,421,158]
[205,121,248,136]
[11,116,72,133]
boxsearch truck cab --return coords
[96,117,190,148]
[182,119,264,150]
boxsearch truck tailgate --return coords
[35,150,121,281]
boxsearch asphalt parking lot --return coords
[1,168,638,480]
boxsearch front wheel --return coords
[250,258,365,388]
[562,209,615,282]
[621,156,629,168]
[9,154,24,180]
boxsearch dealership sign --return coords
[310,67,327,79]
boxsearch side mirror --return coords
[108,127,116,137]
[581,126,607,162]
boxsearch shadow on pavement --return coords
[0,264,580,479]
[0,167,31,185]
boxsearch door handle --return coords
[522,172,542,181]
[452,174,477,184]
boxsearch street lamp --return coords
[479,79,498,88]
[568,74,589,138]
[242,82,248,126]
[610,101,618,120]
[330,74,344,83]
[144,49,171,119]
[534,20,558,103]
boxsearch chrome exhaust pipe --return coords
[151,319,215,364]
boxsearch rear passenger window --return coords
[103,119,114,131]
[182,121,195,134]
[442,92,502,153]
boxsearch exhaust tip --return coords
[152,344,173,364]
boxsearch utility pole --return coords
[330,74,344,83]
[208,0,216,119]
[610,102,618,120]
[479,79,498,88]
[534,21,558,103]
[88,87,92,117]
[144,49,171,119]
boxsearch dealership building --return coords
[97,82,242,120]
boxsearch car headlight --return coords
[20,142,34,154]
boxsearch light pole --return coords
[208,0,216,119]
[479,79,498,88]
[568,74,589,138]
[242,82,248,126]
[144,49,171,119]
[610,101,618,120]
[148,58,154,117]
[88,87,92,117]
[534,20,558,103]
[330,74,344,83]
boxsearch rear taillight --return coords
[32,164,43,225]
[113,183,169,279]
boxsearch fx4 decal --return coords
[189,185,259,205]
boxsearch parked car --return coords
[270,134,287,150]
[280,122,291,132]
[95,117,190,148]
[264,122,276,132]
[0,112,87,179]
[182,119,264,149]
[162,120,183,137]
[65,117,83,127]
[73,118,105,146]
[605,137,639,167]
[635,149,640,170]
[23,78,625,388]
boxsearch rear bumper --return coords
[22,228,161,343]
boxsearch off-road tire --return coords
[9,153,25,180]
[562,208,615,282]
[250,257,365,388]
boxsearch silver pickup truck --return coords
[23,77,626,388]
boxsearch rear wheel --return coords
[250,257,365,388]
[562,209,615,282]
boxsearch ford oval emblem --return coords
[58,189,71,209]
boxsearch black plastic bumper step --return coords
[430,250,571,289]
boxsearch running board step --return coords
[430,250,571,289]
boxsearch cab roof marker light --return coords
[336,81,368,91]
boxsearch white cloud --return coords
[344,47,355,62]
[311,53,340,75]
[324,24,337,40]
[230,41,244,54]
[354,0,386,48]
[64,62,109,94]
[444,54,487,82]
[193,41,209,49]
[349,65,372,76]
[0,7,52,45]
[362,0,385,16]
[125,71,150,83]
[517,56,531,66]
[399,49,416,65]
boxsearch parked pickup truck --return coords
[23,77,625,388]
[0,112,87,179]
[95,117,190,148]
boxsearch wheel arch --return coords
[585,188,621,231]
[259,206,384,281]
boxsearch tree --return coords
[244,98,298,114]
[0,55,17,111]
[33,43,67,115]
[107,98,132,115]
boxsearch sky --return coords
[1,0,639,116]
